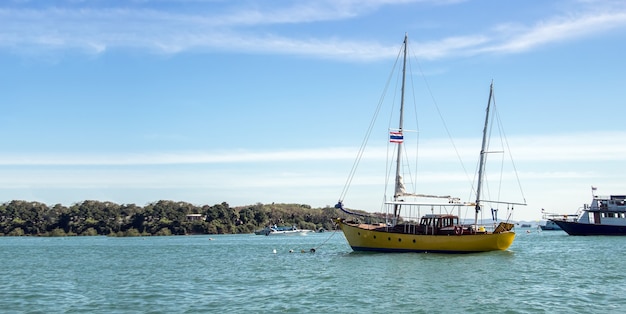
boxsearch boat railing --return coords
[385,201,471,220]
[544,213,578,222]
[383,201,503,232]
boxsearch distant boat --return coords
[538,210,569,230]
[551,187,626,235]
[333,34,527,253]
[254,225,313,236]
[539,220,562,231]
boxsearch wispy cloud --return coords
[2,1,625,60]
[478,11,626,54]
[0,131,625,166]
[0,148,362,166]
[2,130,623,215]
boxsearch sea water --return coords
[1,230,624,313]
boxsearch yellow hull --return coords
[337,220,515,253]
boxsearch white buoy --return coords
[272,249,277,254]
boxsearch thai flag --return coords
[389,131,403,143]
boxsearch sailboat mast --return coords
[393,33,408,220]
[474,81,494,224]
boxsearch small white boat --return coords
[539,220,562,231]
[539,210,576,230]
[254,225,313,236]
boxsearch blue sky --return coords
[1,0,626,221]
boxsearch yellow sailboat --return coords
[334,34,525,253]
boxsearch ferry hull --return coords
[336,220,515,253]
[551,220,626,236]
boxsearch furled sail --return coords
[395,175,455,201]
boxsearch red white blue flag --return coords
[389,131,403,143]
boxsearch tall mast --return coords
[393,33,408,221]
[474,81,494,225]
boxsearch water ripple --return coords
[1,231,625,313]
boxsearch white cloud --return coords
[1,131,625,166]
[481,11,626,54]
[2,1,625,60]
[2,131,624,220]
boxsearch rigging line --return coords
[387,53,418,197]
[406,51,420,195]
[482,107,492,205]
[384,48,403,202]
[408,44,474,194]
[384,141,396,205]
[491,89,527,205]
[338,46,403,202]
[492,90,505,207]
[313,228,340,251]
[480,94,507,212]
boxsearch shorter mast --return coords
[474,81,494,226]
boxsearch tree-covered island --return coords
[0,200,380,236]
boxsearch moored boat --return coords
[550,187,626,235]
[333,34,526,253]
[538,210,575,231]
[254,225,313,236]
[539,220,562,231]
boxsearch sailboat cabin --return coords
[419,214,462,235]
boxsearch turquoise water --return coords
[1,230,624,313]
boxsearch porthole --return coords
[388,237,391,241]
[373,235,376,239]
[398,238,402,242]
[413,239,416,243]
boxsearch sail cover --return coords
[395,175,454,200]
